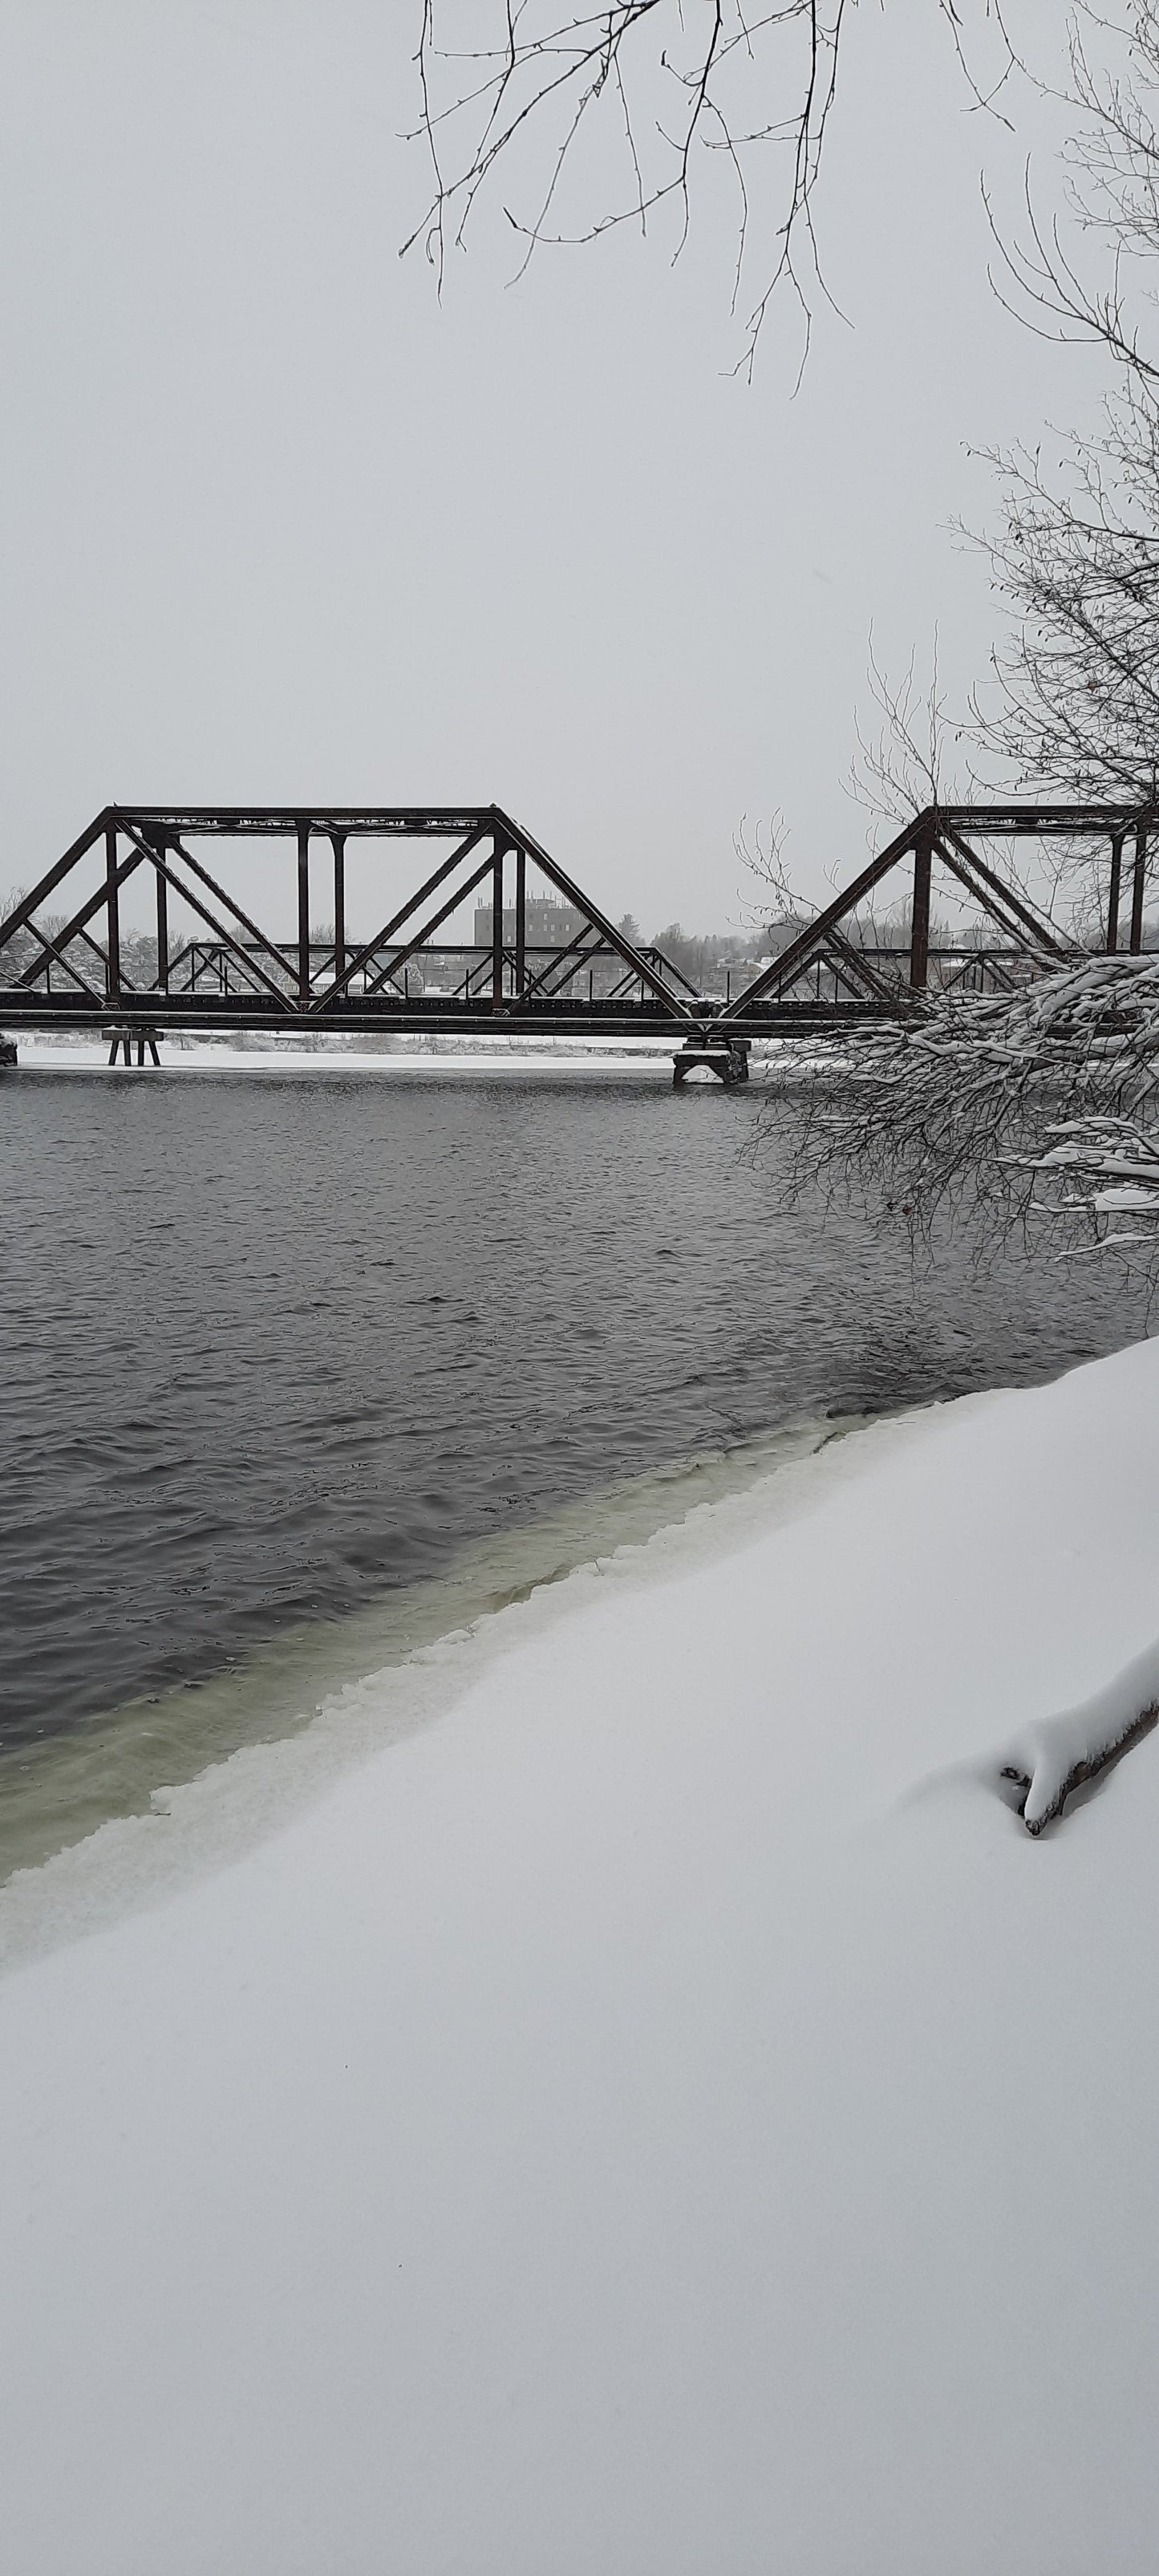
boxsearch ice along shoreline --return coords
[0,1408,867,1904]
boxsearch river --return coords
[1,1057,1149,1874]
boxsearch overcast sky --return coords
[0,1,1104,939]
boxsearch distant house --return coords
[473,895,588,949]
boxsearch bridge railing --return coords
[149,938,698,1008]
[732,945,1050,1008]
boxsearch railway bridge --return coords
[0,799,1150,1079]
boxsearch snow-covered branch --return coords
[776,951,1159,1264]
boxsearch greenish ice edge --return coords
[1,1411,874,1888]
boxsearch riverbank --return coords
[2,1337,1159,2571]
[6,1030,682,1074]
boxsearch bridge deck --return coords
[0,991,895,1039]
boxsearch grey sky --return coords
[0,1,1098,941]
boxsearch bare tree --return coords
[734,809,796,924]
[405,2,1015,371]
[849,631,966,828]
[975,6,1159,800]
[975,417,1159,802]
[757,10,1159,1264]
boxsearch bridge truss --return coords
[0,799,1152,1049]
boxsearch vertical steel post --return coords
[105,821,121,1003]
[1107,831,1123,953]
[515,845,526,998]
[331,832,346,988]
[297,821,311,1002]
[492,837,504,1012]
[155,853,168,993]
[1130,824,1148,953]
[909,830,932,989]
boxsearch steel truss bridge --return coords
[0,800,1153,1064]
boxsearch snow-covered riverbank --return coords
[8,1032,679,1076]
[3,1339,1159,2573]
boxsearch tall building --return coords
[473,894,588,949]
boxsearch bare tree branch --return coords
[848,631,967,830]
[963,8,1159,837]
[403,2,1015,369]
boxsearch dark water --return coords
[0,1065,1150,1759]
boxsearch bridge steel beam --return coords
[717,813,926,1020]
[909,830,932,990]
[316,825,490,1012]
[495,809,695,1022]
[492,831,505,1013]
[124,821,306,992]
[1131,825,1149,953]
[515,846,526,997]
[1107,832,1124,954]
[718,801,1095,1025]
[17,842,144,989]
[20,915,104,1001]
[930,835,1063,955]
[361,852,498,1000]
[118,826,298,1015]
[331,833,346,988]
[297,822,311,1004]
[934,822,1070,955]
[105,821,121,1004]
[0,809,109,955]
[156,858,168,994]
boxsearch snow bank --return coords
[3,1341,1159,2574]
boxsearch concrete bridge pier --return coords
[673,1032,750,1089]
[104,1025,161,1068]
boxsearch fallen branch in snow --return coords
[999,1641,1159,1833]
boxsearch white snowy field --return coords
[3,1340,1159,2574]
[10,1033,679,1076]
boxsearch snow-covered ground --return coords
[3,1339,1159,2573]
[10,1032,679,1076]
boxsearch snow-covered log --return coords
[999,1639,1159,1832]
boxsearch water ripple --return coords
[0,1065,1149,1754]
